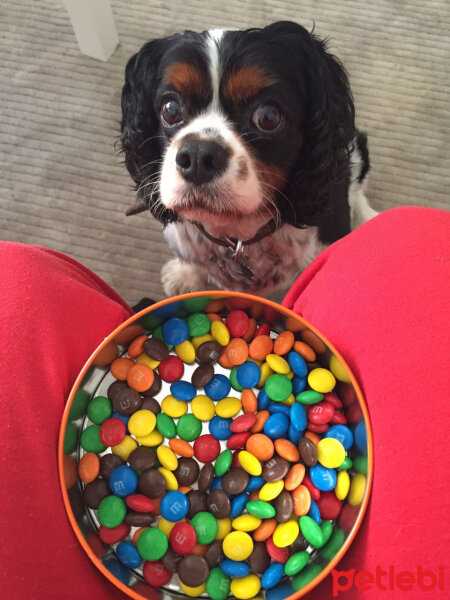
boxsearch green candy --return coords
[246,500,276,519]
[206,567,231,600]
[338,457,353,471]
[318,520,334,547]
[176,414,202,442]
[182,296,210,313]
[229,367,244,392]
[215,449,232,476]
[265,373,293,402]
[137,527,168,561]
[63,422,78,454]
[296,390,324,405]
[140,312,162,330]
[191,511,218,544]
[320,527,346,561]
[97,495,126,528]
[87,396,111,425]
[284,551,310,576]
[80,424,106,453]
[187,312,211,337]
[353,454,368,474]
[292,564,322,591]
[299,515,324,548]
[152,325,173,350]
[156,413,176,438]
[68,388,89,421]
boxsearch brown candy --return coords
[138,469,166,498]
[125,511,155,527]
[248,542,271,573]
[129,447,157,471]
[107,380,128,402]
[290,534,309,552]
[198,463,214,492]
[144,338,169,361]
[207,489,231,519]
[191,364,215,388]
[221,468,249,495]
[299,437,318,467]
[112,387,142,415]
[83,478,110,509]
[187,490,207,519]
[205,540,224,567]
[177,555,209,587]
[274,490,294,523]
[141,371,162,397]
[196,341,222,364]
[100,453,124,479]
[162,547,181,572]
[262,457,289,482]
[140,396,161,414]
[174,457,200,487]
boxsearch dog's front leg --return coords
[161,258,209,296]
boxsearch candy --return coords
[309,464,337,491]
[308,368,336,393]
[128,409,156,437]
[109,465,138,498]
[265,374,292,402]
[207,489,231,519]
[176,413,202,441]
[236,361,261,388]
[191,394,216,421]
[246,500,276,519]
[221,559,250,577]
[97,495,126,528]
[238,450,262,476]
[317,437,346,469]
[205,374,232,401]
[191,511,218,544]
[230,573,261,599]
[137,527,168,561]
[170,380,196,401]
[206,567,231,600]
[223,531,254,560]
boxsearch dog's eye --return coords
[161,100,183,127]
[252,104,282,132]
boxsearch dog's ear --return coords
[273,23,355,228]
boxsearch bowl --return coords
[58,291,373,600]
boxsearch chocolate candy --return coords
[138,469,166,498]
[140,396,161,415]
[112,387,142,415]
[196,341,222,364]
[83,478,110,509]
[248,541,271,573]
[144,338,169,361]
[128,447,157,471]
[187,490,207,518]
[107,380,128,402]
[125,511,155,527]
[191,363,215,388]
[141,371,162,397]
[205,540,225,567]
[100,453,124,479]
[299,437,318,466]
[274,489,294,523]
[178,555,209,587]
[174,457,200,486]
[207,489,231,518]
[198,463,214,492]
[222,468,250,495]
[162,547,181,572]
[262,457,290,482]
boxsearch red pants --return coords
[1,207,449,599]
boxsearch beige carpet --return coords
[1,0,449,305]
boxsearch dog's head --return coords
[120,21,355,238]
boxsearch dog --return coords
[120,21,377,297]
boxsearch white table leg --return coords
[63,0,119,62]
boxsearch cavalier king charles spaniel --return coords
[120,21,377,297]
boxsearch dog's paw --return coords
[161,258,207,296]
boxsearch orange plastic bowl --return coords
[58,291,373,600]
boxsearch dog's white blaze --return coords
[206,29,224,109]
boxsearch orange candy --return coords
[63,455,78,490]
[127,334,148,358]
[126,363,154,392]
[246,433,274,461]
[110,357,135,381]
[292,484,312,516]
[191,543,208,556]
[93,341,118,367]
[114,324,144,346]
[178,486,192,494]
[305,431,320,445]
[205,298,227,313]
[250,411,270,434]
[218,348,233,369]
[293,340,316,362]
[253,518,277,542]
[241,389,257,414]
[301,330,327,354]
[243,318,257,343]
[273,330,295,355]
[274,439,300,462]
[133,527,148,546]
[207,312,223,323]
[285,463,306,491]
[226,338,249,366]
[248,491,260,501]
[169,438,194,457]
[78,452,100,483]
[151,496,162,516]
[249,335,273,361]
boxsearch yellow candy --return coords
[158,467,178,491]
[329,355,351,383]
[348,473,366,506]
[317,438,346,469]
[127,409,156,437]
[307,368,336,393]
[336,470,351,500]
[191,333,214,349]
[157,445,178,471]
[136,352,160,370]
[211,320,230,346]
[232,514,262,532]
[273,520,300,548]
[175,340,196,363]
[223,531,254,561]
[215,397,242,418]
[161,395,188,418]
[286,370,294,380]
[266,354,290,374]
[282,394,295,407]
[238,450,262,476]
[230,574,261,600]
[136,429,163,447]
[257,362,273,388]
[215,517,232,540]
[259,480,284,501]
[180,582,206,597]
[191,394,216,421]
[111,435,137,461]
[158,516,178,536]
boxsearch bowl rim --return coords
[58,290,374,600]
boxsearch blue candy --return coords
[162,317,189,346]
[209,416,233,440]
[230,493,249,518]
[310,464,337,491]
[221,560,251,577]
[292,375,307,395]
[111,411,130,427]
[109,465,137,497]
[160,490,189,521]
[288,351,308,377]
[116,541,142,569]
[268,403,291,416]
[263,413,290,439]
[152,301,181,319]
[170,380,196,401]
[308,499,321,524]
[266,582,295,600]
[210,477,223,490]
[353,421,368,454]
[257,388,271,410]
[326,424,354,450]
[246,476,265,492]
[288,424,303,445]
[205,374,231,401]
[290,402,307,431]
[262,562,285,590]
[102,558,130,585]
[236,361,261,388]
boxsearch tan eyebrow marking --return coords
[166,62,208,95]
[224,66,276,101]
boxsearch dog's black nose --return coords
[176,140,228,186]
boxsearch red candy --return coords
[169,522,197,555]
[254,323,270,337]
[230,414,257,433]
[225,310,249,338]
[228,298,253,310]
[308,401,335,424]
[158,355,184,382]
[86,532,106,558]
[125,494,155,512]
[99,417,126,447]
[338,502,360,534]
[306,421,329,433]
[302,475,321,501]
[331,411,347,425]
[324,392,343,409]
[266,535,290,563]
[227,432,252,450]
[143,560,172,587]
[316,491,342,520]
[193,434,221,462]
[130,582,162,600]
[98,522,130,544]
[231,450,241,468]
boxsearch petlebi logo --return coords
[331,565,446,596]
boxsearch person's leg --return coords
[0,242,133,600]
[283,207,450,599]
